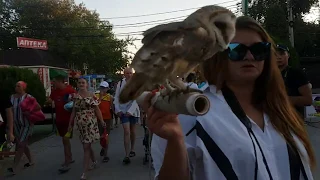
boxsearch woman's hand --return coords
[142,93,184,141]
[100,121,106,128]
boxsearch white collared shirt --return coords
[151,85,313,180]
[185,82,199,90]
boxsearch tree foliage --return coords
[0,67,46,105]
[249,0,318,23]
[0,0,131,74]
[248,0,320,67]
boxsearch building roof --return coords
[0,49,68,69]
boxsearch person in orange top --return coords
[95,81,113,162]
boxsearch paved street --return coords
[4,125,154,180]
[2,121,320,180]
[305,122,320,179]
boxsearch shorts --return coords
[56,120,73,138]
[99,119,112,135]
[120,115,139,125]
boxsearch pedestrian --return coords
[114,67,140,164]
[49,75,77,172]
[276,44,313,118]
[68,78,106,180]
[184,73,199,90]
[149,16,315,180]
[8,81,40,175]
[0,93,14,159]
[95,81,113,162]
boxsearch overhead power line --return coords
[11,4,237,32]
[100,0,239,19]
[112,15,187,27]
[111,4,238,27]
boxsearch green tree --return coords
[248,0,319,66]
[0,0,131,74]
[0,67,46,105]
[249,0,318,22]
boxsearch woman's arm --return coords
[69,106,76,128]
[158,137,190,180]
[6,107,14,141]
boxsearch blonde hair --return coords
[202,16,316,168]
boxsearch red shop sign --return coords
[16,37,48,50]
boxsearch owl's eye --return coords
[214,22,227,31]
[201,47,206,53]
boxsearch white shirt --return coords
[114,78,140,117]
[185,82,199,90]
[0,114,3,123]
[151,85,313,180]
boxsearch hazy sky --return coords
[74,0,240,53]
[74,0,319,54]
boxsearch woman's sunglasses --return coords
[227,42,271,61]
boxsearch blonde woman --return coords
[148,16,315,180]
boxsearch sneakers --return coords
[102,157,110,163]
[123,157,130,164]
[89,161,98,170]
[58,165,71,173]
[129,151,136,157]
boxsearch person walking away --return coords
[68,78,106,180]
[49,75,77,172]
[95,81,113,162]
[114,67,140,164]
[0,94,14,159]
[276,44,312,118]
[8,81,40,175]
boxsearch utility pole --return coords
[83,63,88,75]
[287,0,295,47]
[242,0,249,16]
[318,0,320,24]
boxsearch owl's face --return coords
[189,5,236,59]
[208,10,236,50]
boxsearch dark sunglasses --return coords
[227,42,271,61]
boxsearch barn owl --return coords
[119,5,236,104]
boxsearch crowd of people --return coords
[0,15,316,180]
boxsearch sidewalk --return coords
[2,123,320,179]
[3,125,154,180]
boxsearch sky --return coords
[74,0,319,55]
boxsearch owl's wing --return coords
[132,21,203,74]
[141,21,201,45]
[119,21,204,104]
